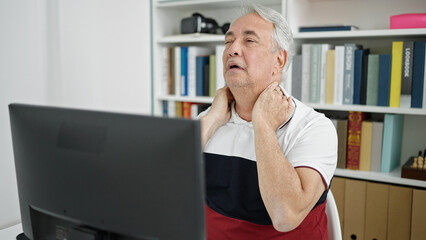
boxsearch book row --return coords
[332,112,403,173]
[291,41,426,108]
[162,45,226,97]
[162,101,209,119]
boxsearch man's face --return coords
[223,13,283,94]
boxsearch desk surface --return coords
[0,223,22,240]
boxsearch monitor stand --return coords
[16,233,29,240]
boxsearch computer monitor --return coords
[9,103,205,240]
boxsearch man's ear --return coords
[273,50,287,75]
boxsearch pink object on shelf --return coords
[390,13,426,29]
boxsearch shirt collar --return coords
[229,85,297,128]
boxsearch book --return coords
[195,56,209,96]
[423,46,426,109]
[334,46,345,105]
[188,46,213,97]
[337,119,348,169]
[370,121,383,172]
[180,47,188,96]
[310,44,322,103]
[182,102,192,119]
[400,41,414,108]
[299,25,359,32]
[174,47,181,96]
[325,50,335,104]
[320,44,333,104]
[291,55,302,100]
[411,42,425,108]
[301,44,312,103]
[346,111,367,170]
[209,54,216,97]
[343,44,362,105]
[353,49,370,105]
[167,47,175,95]
[168,100,176,118]
[175,101,183,118]
[366,55,380,106]
[162,101,168,117]
[389,41,404,107]
[215,45,226,90]
[381,114,404,172]
[203,60,210,96]
[378,54,392,106]
[359,120,373,171]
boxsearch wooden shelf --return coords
[335,167,426,188]
[294,28,426,39]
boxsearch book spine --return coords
[378,54,392,106]
[196,56,205,97]
[162,101,168,117]
[310,44,321,103]
[301,44,312,103]
[389,41,404,107]
[182,102,191,119]
[180,47,188,96]
[359,121,373,171]
[188,48,197,97]
[424,45,426,109]
[346,111,366,170]
[175,101,182,118]
[320,44,333,104]
[411,42,425,108]
[174,47,181,96]
[353,49,363,105]
[334,46,345,105]
[370,121,383,172]
[366,55,380,106]
[360,49,370,105]
[325,50,335,104]
[337,119,348,169]
[168,100,176,118]
[343,44,359,105]
[291,55,302,100]
[215,45,226,90]
[400,41,414,108]
[381,114,404,172]
[209,54,216,97]
[203,59,210,96]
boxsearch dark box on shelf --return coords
[401,157,426,181]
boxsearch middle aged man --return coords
[199,3,337,240]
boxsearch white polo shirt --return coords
[200,96,337,187]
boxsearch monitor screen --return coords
[9,103,205,240]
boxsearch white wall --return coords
[0,0,49,230]
[0,0,151,229]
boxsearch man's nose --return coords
[227,41,241,56]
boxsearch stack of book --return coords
[332,112,404,173]
[162,101,209,119]
[162,45,225,98]
[291,41,426,108]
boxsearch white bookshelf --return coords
[152,0,426,188]
[334,168,426,188]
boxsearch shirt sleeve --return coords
[285,117,338,187]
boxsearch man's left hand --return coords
[252,81,294,131]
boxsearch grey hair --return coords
[241,2,295,81]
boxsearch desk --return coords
[0,223,22,240]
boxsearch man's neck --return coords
[231,88,258,122]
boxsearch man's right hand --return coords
[200,86,234,148]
